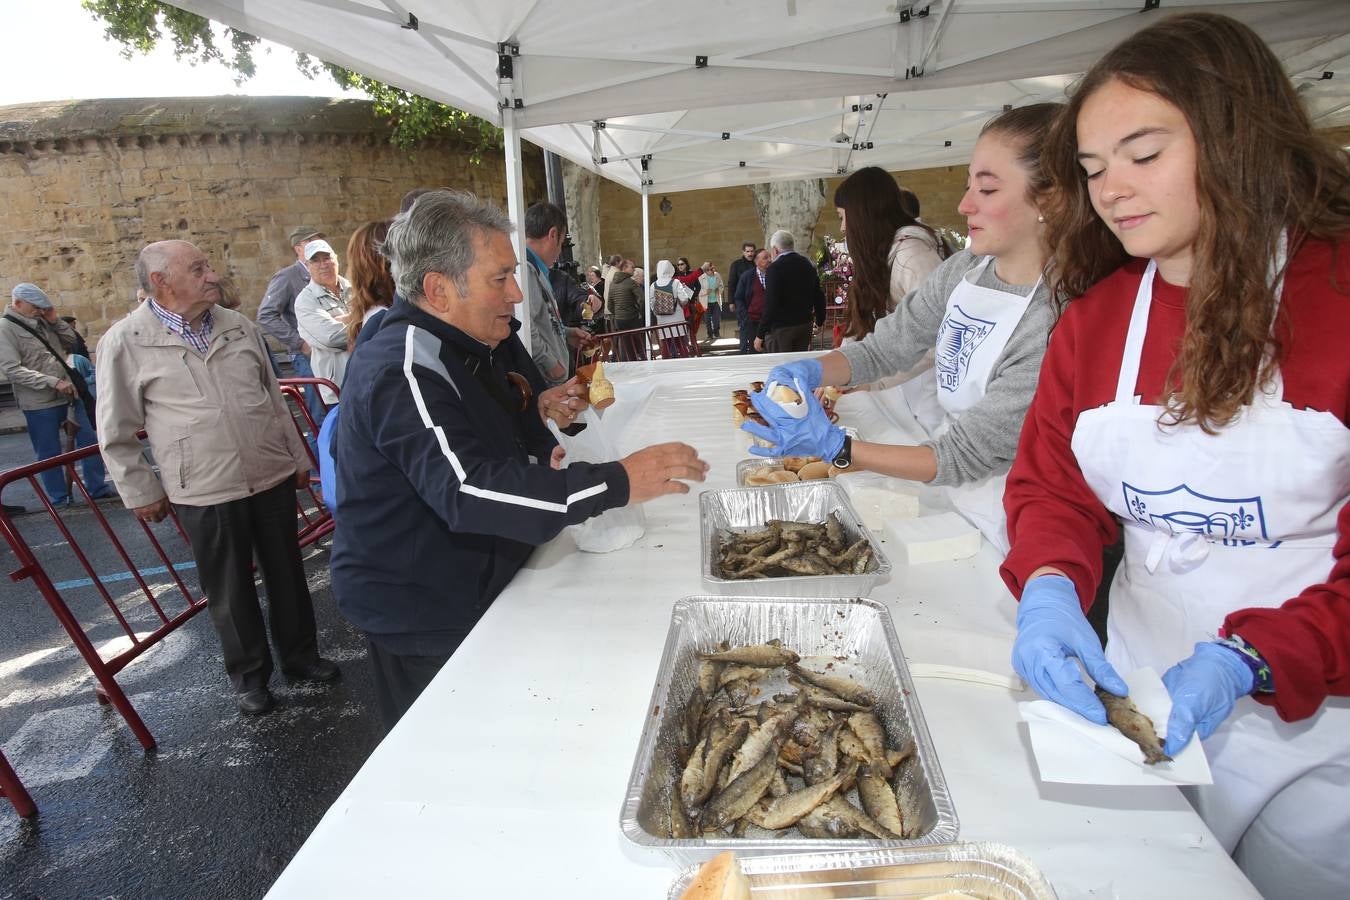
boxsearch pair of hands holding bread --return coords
[740,359,846,461]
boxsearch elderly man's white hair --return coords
[769,230,795,252]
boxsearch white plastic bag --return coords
[552,408,645,553]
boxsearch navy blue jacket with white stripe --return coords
[331,298,630,655]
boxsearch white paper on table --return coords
[1019,667,1213,786]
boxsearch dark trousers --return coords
[736,308,756,354]
[766,322,813,354]
[705,304,721,340]
[613,317,644,361]
[365,638,452,732]
[175,477,319,692]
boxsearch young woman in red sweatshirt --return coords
[1002,13,1350,897]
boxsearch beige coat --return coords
[0,304,80,411]
[96,302,309,509]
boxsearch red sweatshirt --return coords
[1001,237,1350,721]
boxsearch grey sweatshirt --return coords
[838,249,1053,487]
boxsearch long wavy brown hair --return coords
[1043,12,1350,433]
[345,220,396,345]
[834,166,943,338]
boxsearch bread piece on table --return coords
[680,851,751,900]
[796,460,832,480]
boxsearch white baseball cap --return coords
[303,239,336,260]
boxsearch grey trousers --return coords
[175,477,319,692]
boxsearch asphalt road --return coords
[0,430,382,899]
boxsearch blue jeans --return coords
[289,352,328,429]
[23,403,107,504]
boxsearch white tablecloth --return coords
[267,353,1258,899]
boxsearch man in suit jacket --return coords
[755,230,825,353]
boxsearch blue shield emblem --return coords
[935,304,996,393]
[1121,482,1277,548]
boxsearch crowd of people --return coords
[0,12,1345,895]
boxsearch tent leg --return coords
[503,110,531,354]
[641,183,652,361]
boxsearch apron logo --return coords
[1122,482,1277,548]
[935,304,996,393]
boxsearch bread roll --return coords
[779,455,818,473]
[797,460,832,480]
[770,383,801,404]
[827,464,851,478]
[680,852,751,900]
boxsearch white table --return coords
[267,354,1258,899]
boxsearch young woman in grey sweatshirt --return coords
[749,103,1063,550]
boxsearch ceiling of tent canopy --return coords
[170,0,1350,192]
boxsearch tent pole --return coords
[641,182,652,361]
[502,108,531,354]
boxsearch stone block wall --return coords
[0,97,545,348]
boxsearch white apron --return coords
[899,256,1037,552]
[1069,243,1350,899]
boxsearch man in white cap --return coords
[0,283,113,508]
[294,238,351,404]
[258,225,327,421]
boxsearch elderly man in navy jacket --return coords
[331,190,708,729]
[754,230,826,354]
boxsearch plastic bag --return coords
[553,408,645,553]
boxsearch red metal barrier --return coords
[0,749,36,817]
[277,376,340,547]
[0,445,207,753]
[0,377,339,783]
[575,320,700,368]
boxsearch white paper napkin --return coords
[1020,668,1213,786]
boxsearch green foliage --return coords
[81,0,501,154]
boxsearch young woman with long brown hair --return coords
[345,220,395,348]
[832,165,945,340]
[1002,14,1350,896]
[746,103,1062,552]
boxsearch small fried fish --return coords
[698,639,800,667]
[1097,686,1172,765]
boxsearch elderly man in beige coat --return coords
[97,240,339,716]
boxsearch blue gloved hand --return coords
[1011,575,1128,725]
[1161,641,1254,757]
[767,359,824,396]
[742,383,845,460]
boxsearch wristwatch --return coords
[831,434,853,470]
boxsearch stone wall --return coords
[0,97,545,347]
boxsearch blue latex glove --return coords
[742,384,845,460]
[1011,575,1128,725]
[1161,642,1254,757]
[767,358,824,396]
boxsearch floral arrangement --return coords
[815,235,852,305]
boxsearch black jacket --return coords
[727,257,754,308]
[331,298,629,655]
[758,250,826,338]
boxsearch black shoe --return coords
[283,658,341,683]
[3,503,25,516]
[237,688,275,716]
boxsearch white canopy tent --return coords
[169,0,1350,350]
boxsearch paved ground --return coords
[0,430,382,900]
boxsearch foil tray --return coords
[621,596,958,867]
[700,481,891,598]
[667,842,1057,899]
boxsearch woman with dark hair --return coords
[347,220,396,348]
[747,103,1063,552]
[833,166,945,340]
[1003,14,1350,897]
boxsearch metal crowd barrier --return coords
[0,748,36,818]
[575,320,700,368]
[277,376,339,547]
[0,377,338,815]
